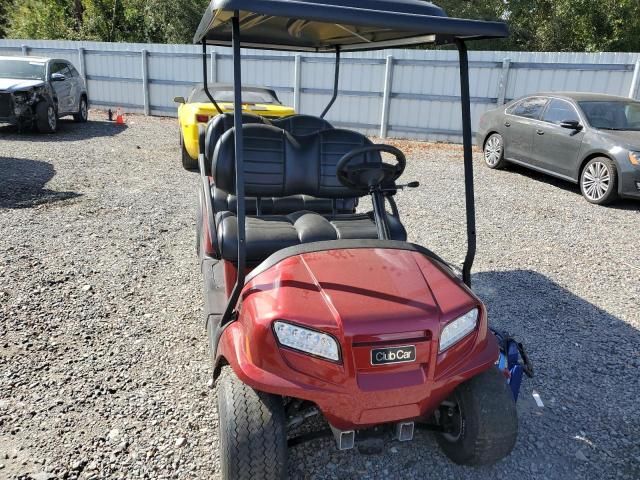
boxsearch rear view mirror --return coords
[560,120,583,131]
[174,96,186,104]
[51,73,66,82]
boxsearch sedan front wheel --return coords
[483,133,507,169]
[580,157,618,205]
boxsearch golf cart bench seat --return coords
[205,112,356,215]
[212,124,406,262]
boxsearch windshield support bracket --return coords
[320,46,340,119]
[456,39,476,288]
[202,40,223,115]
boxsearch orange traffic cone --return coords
[115,108,125,125]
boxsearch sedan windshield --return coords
[0,59,46,80]
[578,100,640,131]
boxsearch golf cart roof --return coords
[193,0,509,52]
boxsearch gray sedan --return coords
[477,92,640,205]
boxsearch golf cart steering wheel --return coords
[336,144,406,192]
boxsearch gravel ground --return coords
[1,113,639,480]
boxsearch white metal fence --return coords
[1,39,639,143]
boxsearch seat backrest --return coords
[204,113,269,176]
[212,124,381,198]
[204,113,334,176]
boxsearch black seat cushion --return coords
[216,210,407,262]
[212,186,356,214]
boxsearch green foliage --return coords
[439,0,640,52]
[4,0,640,51]
[0,1,12,39]
[6,0,209,43]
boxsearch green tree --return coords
[6,0,208,43]
[0,0,12,39]
[5,0,640,52]
[439,0,640,52]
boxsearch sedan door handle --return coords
[504,121,511,127]
[536,129,544,135]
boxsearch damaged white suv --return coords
[0,56,88,133]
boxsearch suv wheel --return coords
[36,102,57,133]
[74,96,88,122]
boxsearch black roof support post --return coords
[320,47,340,118]
[221,12,246,324]
[456,39,476,288]
[202,40,223,115]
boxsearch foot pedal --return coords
[330,425,355,450]
[396,422,414,442]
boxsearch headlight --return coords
[629,151,640,166]
[273,321,340,362]
[13,91,30,104]
[439,308,479,353]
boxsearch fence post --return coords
[497,58,511,105]
[629,60,640,99]
[211,50,217,83]
[379,55,394,138]
[21,45,28,56]
[77,47,88,98]
[293,54,302,112]
[141,49,150,115]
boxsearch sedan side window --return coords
[512,97,548,120]
[543,99,580,125]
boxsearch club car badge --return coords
[371,345,416,365]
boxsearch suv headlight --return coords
[629,151,640,166]
[273,321,340,362]
[439,308,479,353]
[13,91,31,104]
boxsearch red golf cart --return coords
[187,1,531,478]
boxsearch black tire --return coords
[483,133,507,169]
[180,134,199,171]
[217,368,287,480]
[36,101,57,133]
[73,96,88,122]
[436,368,518,466]
[579,157,619,205]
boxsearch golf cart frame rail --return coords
[195,0,509,326]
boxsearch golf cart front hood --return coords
[242,246,483,356]
[232,246,496,428]
[296,248,443,338]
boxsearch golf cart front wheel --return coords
[217,367,287,480]
[436,367,518,466]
